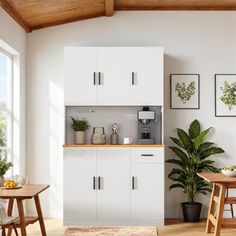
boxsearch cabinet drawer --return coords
[131,147,164,164]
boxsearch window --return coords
[0,48,13,165]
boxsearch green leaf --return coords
[166,159,185,168]
[169,183,184,191]
[197,188,212,193]
[194,128,212,150]
[169,175,185,183]
[202,165,220,173]
[189,119,200,139]
[198,142,214,154]
[198,191,208,195]
[196,185,212,194]
[199,160,215,165]
[168,169,187,188]
[195,180,209,187]
[177,128,193,150]
[169,147,188,162]
[170,137,184,149]
[168,168,185,178]
[190,154,201,164]
[201,147,225,159]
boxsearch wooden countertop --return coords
[63,144,165,147]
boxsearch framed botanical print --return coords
[170,74,200,109]
[215,74,236,117]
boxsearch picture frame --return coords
[170,74,200,109]
[215,74,236,117]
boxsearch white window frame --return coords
[0,47,13,175]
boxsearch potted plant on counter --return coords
[0,156,13,186]
[71,117,90,144]
[166,119,224,222]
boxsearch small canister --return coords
[111,132,118,144]
[111,123,119,144]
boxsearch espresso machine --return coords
[137,107,156,144]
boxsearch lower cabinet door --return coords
[97,148,130,220]
[64,148,97,222]
[131,164,164,220]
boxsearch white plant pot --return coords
[75,131,85,144]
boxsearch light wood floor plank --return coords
[26,219,236,236]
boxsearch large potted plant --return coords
[0,156,13,186]
[71,117,90,144]
[166,119,224,222]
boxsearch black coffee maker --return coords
[137,107,155,144]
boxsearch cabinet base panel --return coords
[63,219,164,227]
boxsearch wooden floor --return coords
[25,219,236,236]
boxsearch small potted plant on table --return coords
[166,119,224,222]
[0,156,13,186]
[71,117,90,144]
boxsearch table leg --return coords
[214,184,226,236]
[7,198,14,236]
[7,198,14,216]
[206,183,216,233]
[16,199,27,236]
[34,194,47,236]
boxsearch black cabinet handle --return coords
[141,154,155,157]
[93,72,96,85]
[98,176,101,190]
[98,72,101,85]
[93,176,96,190]
[132,176,135,190]
[132,72,137,85]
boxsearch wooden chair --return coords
[225,188,235,218]
[214,186,234,218]
[0,201,18,236]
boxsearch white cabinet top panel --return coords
[64,47,164,54]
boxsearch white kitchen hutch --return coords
[63,47,164,226]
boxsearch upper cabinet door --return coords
[64,49,97,105]
[96,53,130,105]
[130,53,163,105]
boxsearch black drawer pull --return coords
[141,154,155,157]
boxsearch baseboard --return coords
[164,218,207,225]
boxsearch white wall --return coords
[27,11,236,218]
[0,9,26,175]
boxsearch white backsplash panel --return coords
[65,106,162,144]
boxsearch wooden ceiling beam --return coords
[0,0,31,32]
[116,0,236,11]
[117,6,236,11]
[31,12,105,31]
[2,0,236,32]
[105,0,114,16]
